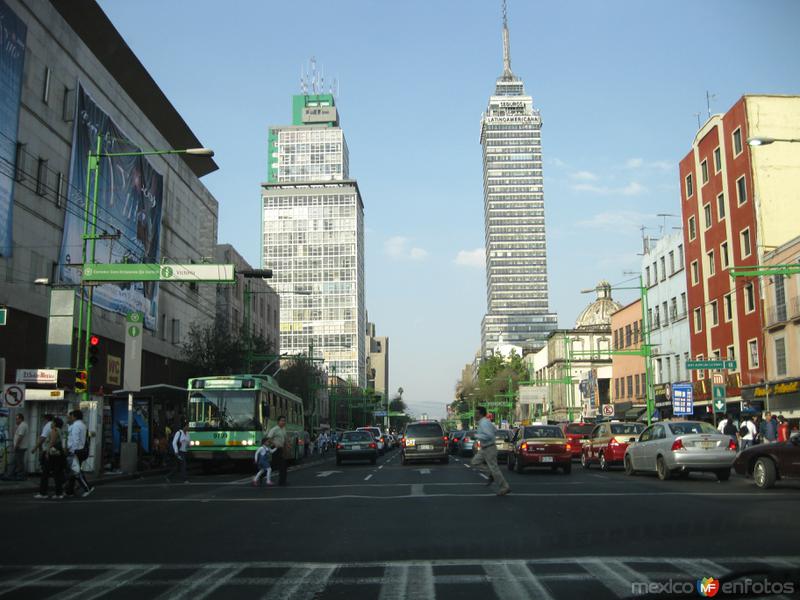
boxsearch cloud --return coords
[551,158,567,168]
[577,209,651,230]
[571,181,647,196]
[569,170,598,181]
[625,157,673,172]
[384,236,428,261]
[625,158,644,169]
[454,247,485,268]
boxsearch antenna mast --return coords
[502,0,512,76]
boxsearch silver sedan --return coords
[624,420,737,481]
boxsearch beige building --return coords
[366,321,389,400]
[610,299,646,410]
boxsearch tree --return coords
[276,356,325,429]
[180,321,275,376]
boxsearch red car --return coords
[560,422,595,459]
[507,425,572,474]
[581,421,645,470]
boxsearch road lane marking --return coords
[378,565,408,600]
[263,566,336,600]
[480,473,489,480]
[418,468,431,475]
[364,474,373,481]
[315,471,342,478]
[485,562,555,600]
[589,474,608,479]
[581,558,651,598]
[411,484,424,496]
[156,564,244,600]
[406,564,435,600]
[463,463,471,468]
[0,566,68,598]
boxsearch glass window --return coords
[565,424,593,435]
[660,257,666,281]
[748,339,759,368]
[610,423,645,435]
[775,275,786,321]
[691,260,699,285]
[668,422,716,435]
[721,242,729,269]
[707,250,715,276]
[405,423,444,437]
[713,147,722,173]
[688,216,696,240]
[188,391,258,431]
[736,176,747,205]
[524,426,564,438]
[669,251,675,274]
[775,338,787,376]
[701,159,709,184]
[694,308,702,333]
[685,173,694,198]
[710,300,719,326]
[724,293,733,321]
[733,128,743,156]
[639,426,654,442]
[741,228,751,257]
[717,193,726,220]
[744,283,755,313]
[703,204,712,229]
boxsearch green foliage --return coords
[452,350,528,427]
[180,321,275,376]
[276,356,325,426]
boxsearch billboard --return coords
[0,1,27,257]
[58,84,163,329]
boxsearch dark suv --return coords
[401,421,449,465]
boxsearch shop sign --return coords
[754,379,800,397]
[16,369,57,384]
[107,355,121,386]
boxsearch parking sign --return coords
[671,383,694,416]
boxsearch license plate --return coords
[352,445,361,450]
[541,456,554,463]
[420,444,433,451]
[700,442,715,449]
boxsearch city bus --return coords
[186,374,305,470]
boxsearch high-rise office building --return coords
[262,93,366,386]
[480,3,557,354]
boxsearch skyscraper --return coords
[262,92,366,387]
[480,1,558,355]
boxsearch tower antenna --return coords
[501,0,512,76]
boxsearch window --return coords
[670,297,678,319]
[713,147,722,173]
[625,324,632,347]
[685,173,694,198]
[694,307,702,333]
[36,158,48,196]
[710,300,719,326]
[748,339,759,369]
[654,306,661,328]
[717,193,726,220]
[736,175,747,205]
[656,359,663,383]
[160,314,167,340]
[171,319,181,344]
[727,345,736,364]
[55,172,64,208]
[678,244,684,269]
[652,262,658,282]
[740,228,751,258]
[681,292,687,316]
[724,293,733,322]
[42,66,51,104]
[635,374,640,397]
[703,204,712,229]
[707,250,715,276]
[701,159,709,184]
[647,308,653,331]
[675,354,682,380]
[661,301,668,326]
[646,266,651,287]
[660,257,666,281]
[613,329,619,350]
[633,320,639,344]
[775,274,786,321]
[744,282,756,313]
[615,378,620,399]
[626,375,633,398]
[732,128,743,156]
[721,241,729,269]
[775,338,787,376]
[688,216,696,240]
[669,251,675,274]
[691,260,699,285]
[666,357,672,381]
[14,142,26,182]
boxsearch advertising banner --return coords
[58,84,163,329]
[0,1,27,257]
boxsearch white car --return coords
[357,427,385,454]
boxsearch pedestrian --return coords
[472,406,511,496]
[721,414,738,449]
[739,416,757,451]
[30,414,54,471]
[303,430,310,459]
[65,410,93,497]
[267,415,289,486]
[35,417,66,499]
[8,414,29,481]
[763,412,778,443]
[166,421,190,483]
[777,416,790,443]
[252,436,275,486]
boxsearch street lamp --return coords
[75,137,214,400]
[747,136,800,146]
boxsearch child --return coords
[253,437,276,486]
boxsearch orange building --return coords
[610,299,646,410]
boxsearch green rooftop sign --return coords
[83,263,234,283]
[687,359,736,370]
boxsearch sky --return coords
[97,0,800,419]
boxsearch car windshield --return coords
[405,423,443,437]
[343,432,372,442]
[610,423,646,435]
[565,424,594,435]
[668,422,717,435]
[524,426,564,438]
[188,391,258,431]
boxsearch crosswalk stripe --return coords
[580,558,651,598]
[61,566,147,600]
[262,566,336,600]
[378,565,408,600]
[485,562,555,600]
[0,566,68,597]
[406,564,435,600]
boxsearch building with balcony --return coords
[610,299,646,408]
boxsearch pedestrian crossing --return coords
[1,556,798,600]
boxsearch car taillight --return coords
[464,437,470,442]
[565,443,572,452]
[671,439,685,452]
[336,444,343,450]
[443,436,449,442]
[520,442,528,451]
[401,438,406,447]
[369,442,376,449]
[728,438,737,451]
[380,437,385,443]
[609,438,620,447]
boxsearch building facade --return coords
[610,300,646,407]
[480,6,557,355]
[366,321,388,400]
[679,95,800,406]
[262,93,366,386]
[642,231,691,385]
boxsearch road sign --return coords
[713,397,726,413]
[83,263,234,283]
[672,383,694,416]
[124,312,143,392]
[712,373,724,385]
[373,410,388,417]
[2,384,25,407]
[686,359,736,370]
[601,404,615,417]
[0,307,6,326]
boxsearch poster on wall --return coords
[112,398,150,454]
[57,84,163,329]
[0,0,27,257]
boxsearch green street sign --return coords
[0,308,6,326]
[83,263,235,283]
[713,396,726,413]
[687,359,736,370]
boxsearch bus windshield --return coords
[188,390,259,431]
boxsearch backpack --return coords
[76,428,90,462]
[171,430,184,454]
[723,421,737,436]
[738,424,749,438]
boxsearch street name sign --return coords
[83,263,234,283]
[672,383,694,416]
[687,359,736,370]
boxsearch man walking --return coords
[9,414,29,480]
[65,410,93,497]
[472,406,510,496]
[739,416,757,451]
[267,415,289,486]
[763,412,778,443]
[166,421,190,483]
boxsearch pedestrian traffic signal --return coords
[75,370,88,393]
[88,335,100,367]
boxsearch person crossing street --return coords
[471,406,510,496]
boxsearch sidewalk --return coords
[0,453,334,497]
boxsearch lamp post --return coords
[747,137,800,146]
[75,136,213,400]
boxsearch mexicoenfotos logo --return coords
[697,577,720,597]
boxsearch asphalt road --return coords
[2,447,799,599]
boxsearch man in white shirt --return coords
[739,416,758,451]
[472,406,511,496]
[31,414,54,466]
[166,421,190,483]
[8,414,29,480]
[65,409,93,497]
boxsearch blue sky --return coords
[98,0,799,419]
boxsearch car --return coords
[457,430,478,456]
[560,422,595,459]
[581,421,646,470]
[401,421,449,465]
[449,430,466,454]
[336,430,378,465]
[495,430,513,462]
[624,420,737,481]
[733,433,800,489]
[507,424,572,474]
[357,426,385,455]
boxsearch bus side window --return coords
[261,393,270,424]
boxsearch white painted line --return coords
[315,470,341,478]
[79,566,160,600]
[406,564,435,600]
[589,474,608,479]
[155,564,240,600]
[410,484,425,496]
[364,474,373,481]
[670,557,731,578]
[480,473,489,480]
[378,565,408,600]
[463,463,471,468]
[0,566,68,597]
[485,562,555,600]
[581,558,651,598]
[418,468,431,475]
[378,465,384,469]
[263,566,336,600]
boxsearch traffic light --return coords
[88,335,100,367]
[75,370,88,393]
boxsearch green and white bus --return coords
[186,374,305,469]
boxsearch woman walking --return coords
[35,417,66,499]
